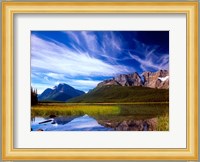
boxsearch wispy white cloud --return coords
[129,52,169,72]
[64,31,124,64]
[64,31,80,45]
[43,76,49,82]
[31,83,52,94]
[31,34,132,77]
[31,34,135,92]
[81,31,98,52]
[128,39,169,71]
[46,73,66,80]
[72,79,100,87]
[102,32,122,53]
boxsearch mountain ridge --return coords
[38,83,85,102]
[68,69,169,103]
[38,70,169,103]
[97,69,169,89]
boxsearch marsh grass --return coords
[118,104,168,116]
[31,104,120,117]
[156,113,169,131]
[32,103,168,118]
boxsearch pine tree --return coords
[31,86,38,105]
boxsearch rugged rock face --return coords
[97,72,143,88]
[114,72,143,86]
[97,79,120,88]
[160,78,169,89]
[142,70,169,89]
[97,70,169,89]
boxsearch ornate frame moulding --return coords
[1,2,198,160]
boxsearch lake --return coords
[31,103,169,131]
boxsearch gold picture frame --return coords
[2,2,198,160]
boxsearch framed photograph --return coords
[2,2,198,160]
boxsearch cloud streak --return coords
[31,33,135,93]
[31,35,133,77]
[128,39,169,71]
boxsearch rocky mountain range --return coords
[38,70,169,102]
[38,83,85,102]
[97,70,169,89]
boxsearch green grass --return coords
[67,85,169,103]
[156,113,169,131]
[31,104,120,117]
[31,103,168,119]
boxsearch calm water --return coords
[31,104,169,131]
[31,115,113,131]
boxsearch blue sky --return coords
[31,31,169,94]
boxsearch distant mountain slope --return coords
[38,83,85,102]
[68,85,169,103]
[38,88,53,101]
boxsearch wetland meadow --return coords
[31,103,169,131]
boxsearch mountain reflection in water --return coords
[31,104,168,131]
[31,114,157,131]
[31,115,113,131]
